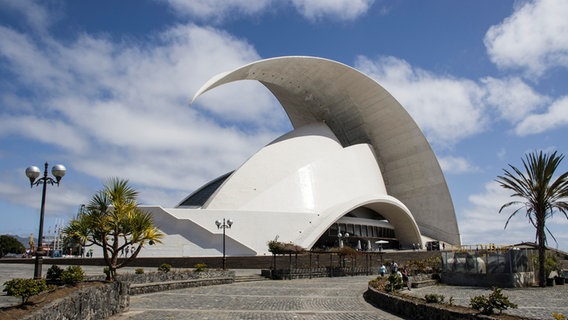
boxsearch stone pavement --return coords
[404,283,568,320]
[110,275,404,320]
[2,263,568,319]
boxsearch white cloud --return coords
[438,156,480,174]
[484,0,568,77]
[514,96,568,135]
[161,0,374,23]
[458,181,568,248]
[459,181,536,245]
[355,55,488,148]
[481,77,549,123]
[161,0,272,22]
[0,115,87,153]
[0,0,60,32]
[354,55,568,144]
[291,0,375,22]
[0,26,65,91]
[0,22,290,207]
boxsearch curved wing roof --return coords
[193,56,460,245]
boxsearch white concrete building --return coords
[141,56,460,257]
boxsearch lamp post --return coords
[337,230,350,269]
[215,218,233,270]
[337,230,349,248]
[26,162,66,279]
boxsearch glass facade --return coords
[313,221,397,251]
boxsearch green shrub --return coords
[470,295,490,314]
[158,263,172,273]
[46,265,64,282]
[3,278,48,304]
[424,294,445,303]
[470,287,517,315]
[135,268,144,274]
[103,267,110,277]
[384,274,402,293]
[61,265,84,285]
[194,263,208,272]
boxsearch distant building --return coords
[141,56,460,257]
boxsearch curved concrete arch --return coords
[301,195,423,250]
[193,56,460,245]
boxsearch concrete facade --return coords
[141,56,460,257]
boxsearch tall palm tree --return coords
[496,151,568,287]
[65,178,163,280]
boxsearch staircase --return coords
[234,274,270,283]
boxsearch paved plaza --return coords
[406,282,568,320]
[2,263,568,319]
[110,275,403,320]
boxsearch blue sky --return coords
[1,0,567,251]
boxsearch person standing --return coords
[401,267,411,290]
[379,264,386,277]
[390,261,398,274]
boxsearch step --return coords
[410,279,438,288]
[234,274,269,283]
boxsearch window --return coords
[329,224,338,236]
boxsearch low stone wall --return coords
[86,269,234,283]
[265,267,372,280]
[24,281,129,320]
[129,277,233,295]
[85,269,235,295]
[120,269,234,283]
[363,286,532,320]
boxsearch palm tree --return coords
[496,151,568,287]
[64,178,164,280]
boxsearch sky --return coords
[0,0,567,251]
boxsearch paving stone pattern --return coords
[405,284,568,320]
[3,263,567,320]
[110,276,404,320]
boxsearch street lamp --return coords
[26,162,66,279]
[337,230,350,269]
[338,230,349,248]
[215,218,233,270]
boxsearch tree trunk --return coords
[537,217,546,287]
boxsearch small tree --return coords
[3,278,48,304]
[496,151,568,287]
[384,273,403,292]
[64,178,164,281]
